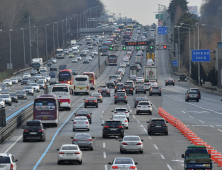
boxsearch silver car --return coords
[113,115,128,129]
[11,77,18,84]
[0,98,5,108]
[71,133,94,150]
[108,157,138,170]
[23,86,34,95]
[119,136,143,153]
[36,80,45,89]
[72,116,90,131]
[29,83,40,92]
[3,79,12,86]
[91,92,103,102]
[0,94,12,106]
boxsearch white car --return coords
[108,157,138,170]
[136,101,152,115]
[11,78,18,84]
[36,80,45,89]
[52,58,57,64]
[86,56,92,61]
[143,83,151,91]
[119,136,143,154]
[112,107,130,122]
[0,98,5,108]
[29,83,40,92]
[57,144,82,165]
[72,116,90,131]
[35,74,42,79]
[92,50,98,55]
[72,58,78,63]
[23,73,31,78]
[23,86,34,95]
[0,94,12,106]
[45,75,51,82]
[38,77,47,83]
[87,45,93,49]
[0,153,18,169]
[113,115,128,129]
[84,48,89,53]
[136,77,144,83]
[76,56,82,61]
[3,79,12,86]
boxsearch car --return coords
[109,75,118,84]
[84,97,98,108]
[71,133,94,150]
[108,157,138,169]
[69,54,74,58]
[83,58,90,64]
[101,120,124,138]
[147,118,168,135]
[1,89,10,94]
[190,88,201,99]
[115,83,124,93]
[3,79,12,86]
[149,86,161,96]
[38,77,47,83]
[86,56,92,61]
[10,77,18,84]
[36,80,45,89]
[0,94,12,106]
[75,110,92,124]
[143,83,151,91]
[27,80,35,85]
[50,78,58,85]
[84,48,89,53]
[40,70,47,75]
[119,136,143,153]
[35,74,42,79]
[87,44,93,49]
[165,78,175,86]
[129,75,137,81]
[114,91,128,104]
[52,58,57,64]
[71,69,78,75]
[136,101,152,115]
[116,75,122,82]
[21,77,29,85]
[149,80,158,87]
[9,92,18,103]
[76,56,82,61]
[30,69,38,75]
[16,90,27,99]
[16,76,22,82]
[23,120,46,142]
[123,85,133,95]
[136,77,144,84]
[49,71,57,78]
[45,75,50,82]
[106,81,115,88]
[98,85,107,92]
[29,83,40,92]
[80,51,87,57]
[72,116,90,131]
[0,153,18,170]
[29,76,37,82]
[57,144,82,165]
[185,89,200,102]
[92,50,98,55]
[135,84,146,94]
[98,88,110,97]
[0,83,7,90]
[23,86,34,95]
[91,92,103,102]
[124,80,135,89]
[113,115,128,129]
[23,73,31,78]
[77,42,83,45]
[47,60,53,66]
[134,97,149,108]
[0,98,5,108]
[72,58,78,63]
[112,107,130,122]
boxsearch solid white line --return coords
[149,136,152,139]
[181,111,185,113]
[154,144,158,150]
[218,129,222,132]
[103,152,106,158]
[103,142,105,148]
[4,135,22,153]
[199,120,205,123]
[167,164,173,170]
[189,115,194,118]
[105,165,108,170]
[161,155,165,159]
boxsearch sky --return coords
[101,0,203,25]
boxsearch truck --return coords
[71,40,77,46]
[135,55,142,66]
[31,58,43,71]
[147,53,155,61]
[56,49,64,59]
[72,46,79,54]
[144,66,157,82]
[182,145,212,170]
[129,65,137,77]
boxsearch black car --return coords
[165,78,175,86]
[98,85,107,92]
[49,71,57,78]
[50,78,58,85]
[59,65,66,70]
[84,97,98,108]
[149,86,161,96]
[147,118,168,135]
[50,65,57,71]
[16,90,27,99]
[124,85,133,95]
[21,77,29,85]
[47,60,53,66]
[135,84,146,94]
[29,76,37,82]
[115,83,124,93]
[114,91,127,104]
[83,59,90,64]
[190,88,201,99]
[77,42,82,45]
[80,51,87,57]
[75,110,92,124]
[9,92,18,103]
[134,97,149,108]
[185,90,199,102]
[101,120,124,138]
[98,88,110,97]
[72,69,78,75]
[23,120,46,142]
[106,81,115,88]
[30,70,37,76]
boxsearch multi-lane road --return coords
[0,26,221,170]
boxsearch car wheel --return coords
[127,118,129,122]
[196,99,199,102]
[96,105,98,108]
[144,91,146,94]
[84,105,87,108]
[135,92,137,94]
[120,135,124,138]
[126,127,128,129]
[134,105,136,108]
[87,128,90,131]
[120,149,124,154]
[16,101,18,103]
[73,129,75,131]
[148,131,152,135]
[109,95,110,97]
[41,138,45,142]
[159,93,161,96]
[91,147,93,151]
[58,161,61,165]
[23,138,26,142]
[150,111,152,115]
[136,111,138,115]
[132,92,133,95]
[149,93,152,96]
[9,103,11,106]
[165,84,167,86]
[32,93,34,96]
[140,150,143,154]
[114,101,116,104]
[79,160,82,165]
[165,131,168,135]
[102,134,106,138]
[185,99,188,102]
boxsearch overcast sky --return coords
[101,0,203,25]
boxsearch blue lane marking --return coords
[6,102,33,122]
[12,106,15,108]
[33,103,84,170]
[17,103,21,105]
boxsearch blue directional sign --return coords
[158,27,167,34]
[172,60,178,66]
[192,49,210,62]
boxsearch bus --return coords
[127,25,134,31]
[118,24,125,31]
[108,55,118,66]
[56,49,64,59]
[58,69,74,93]
[82,72,96,90]
[73,75,90,95]
[33,94,59,127]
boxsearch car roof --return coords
[115,107,127,109]
[151,118,165,121]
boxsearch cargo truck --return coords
[56,49,64,59]
[31,58,43,71]
[135,55,142,66]
[71,40,77,46]
[144,66,157,82]
[182,145,212,170]
[129,65,137,77]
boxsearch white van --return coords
[72,46,79,54]
[73,75,89,95]
[51,84,72,110]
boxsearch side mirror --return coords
[101,124,104,126]
[135,162,138,165]
[108,162,112,165]
[141,139,144,141]
[71,120,74,121]
[91,113,92,114]
[111,110,114,112]
[118,139,122,141]
[122,124,124,126]
[209,154,211,158]
[14,159,18,162]
[56,148,60,151]
[84,99,85,100]
[92,137,95,139]
[146,121,149,123]
[166,121,168,123]
[70,137,74,139]
[182,154,185,158]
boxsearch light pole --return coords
[57,21,59,48]
[36,26,39,58]
[9,29,12,68]
[45,24,49,61]
[77,14,79,39]
[174,26,181,73]
[53,22,56,53]
[21,28,26,68]
[62,20,64,49]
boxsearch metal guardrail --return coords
[0,105,33,143]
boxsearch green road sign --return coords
[156,14,159,19]
[156,14,163,19]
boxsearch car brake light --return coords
[38,129,43,132]
[75,152,81,154]
[59,152,65,154]
[10,164,13,170]
[118,126,123,128]
[150,89,153,91]
[68,99,70,104]
[130,166,136,169]
[73,122,77,124]
[187,94,189,97]
[86,122,89,124]
[148,106,151,107]
[107,91,109,92]
[104,126,109,128]
[33,113,35,119]
[137,106,141,107]
[114,111,117,114]
[99,96,102,98]
[87,139,92,141]
[159,89,161,90]
[73,139,78,141]
[24,129,28,132]
[130,89,133,90]
[115,96,118,97]
[94,100,97,102]
[112,166,119,169]
[74,86,75,90]
[87,86,89,90]
[162,124,167,127]
[173,81,175,82]
[150,124,155,127]
[86,115,90,117]
[124,120,128,122]
[85,100,89,102]
[99,91,102,92]
[115,87,117,88]
[123,88,125,90]
[136,142,142,145]
[122,142,128,145]
[166,81,168,82]
[124,96,127,97]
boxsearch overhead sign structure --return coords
[158,27,167,34]
[156,14,163,19]
[172,60,178,66]
[192,49,210,62]
[125,41,149,46]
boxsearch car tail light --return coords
[150,124,155,127]
[107,91,109,92]
[130,166,136,169]
[73,139,78,141]
[159,88,161,90]
[86,115,90,117]
[135,101,137,103]
[104,126,109,128]
[115,87,117,88]
[173,81,175,82]
[33,113,35,119]
[85,100,89,102]
[75,152,81,154]
[86,122,89,124]
[137,106,141,107]
[118,126,123,128]
[87,86,89,90]
[124,96,127,97]
[122,142,128,145]
[187,94,189,97]
[136,142,142,145]
[150,89,153,91]
[114,111,117,114]
[123,88,125,90]
[38,129,43,132]
[87,139,92,141]
[10,164,13,170]
[59,152,65,154]
[112,166,119,169]
[24,129,28,132]
[99,96,102,98]
[162,124,167,127]
[148,106,151,107]
[115,96,118,98]
[94,100,97,102]
[198,94,200,98]
[74,86,75,90]
[75,115,80,117]
[68,99,70,104]
[130,89,133,90]
[124,120,128,122]
[73,122,77,124]
[166,81,168,82]
[99,91,102,92]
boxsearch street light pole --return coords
[21,28,26,68]
[53,22,55,54]
[29,16,32,64]
[57,21,59,48]
[9,29,12,67]
[62,20,64,49]
[77,14,79,39]
[36,27,39,58]
[45,24,49,61]
[197,25,200,86]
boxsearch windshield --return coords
[0,95,9,98]
[114,158,133,164]
[61,146,78,150]
[35,99,56,110]
[75,77,87,81]
[17,91,25,94]
[59,71,71,81]
[56,51,63,55]
[52,87,68,92]
[108,56,117,59]
[124,137,140,141]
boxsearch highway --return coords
[0,26,221,170]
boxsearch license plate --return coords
[119,97,123,98]
[110,129,116,130]
[60,102,62,105]
[156,126,161,127]
[66,153,73,156]
[30,132,37,134]
[43,117,47,119]
[0,165,4,168]
[80,88,83,90]
[89,101,93,102]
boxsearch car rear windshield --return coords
[25,125,42,130]
[75,117,87,120]
[189,91,197,94]
[139,102,149,105]
[110,76,117,79]
[144,84,151,86]
[116,93,125,97]
[124,137,140,141]
[137,86,144,89]
[116,84,124,87]
[75,78,87,81]
[115,158,133,164]
[92,93,100,96]
[76,111,89,115]
[125,82,133,85]
[151,120,165,124]
[62,146,78,150]
[52,87,68,92]
[0,95,9,98]
[115,109,127,112]
[105,121,121,126]
[152,87,159,89]
[0,157,10,163]
[136,97,147,101]
[35,99,56,106]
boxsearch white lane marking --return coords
[209,125,214,127]
[218,129,222,132]
[103,143,105,148]
[181,111,186,113]
[154,144,158,150]
[189,115,194,118]
[199,120,205,123]
[103,152,106,158]
[181,164,184,166]
[161,155,165,159]
[9,109,11,111]
[167,164,173,170]
[4,135,22,153]
[105,165,108,170]
[152,105,158,111]
[149,136,152,139]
